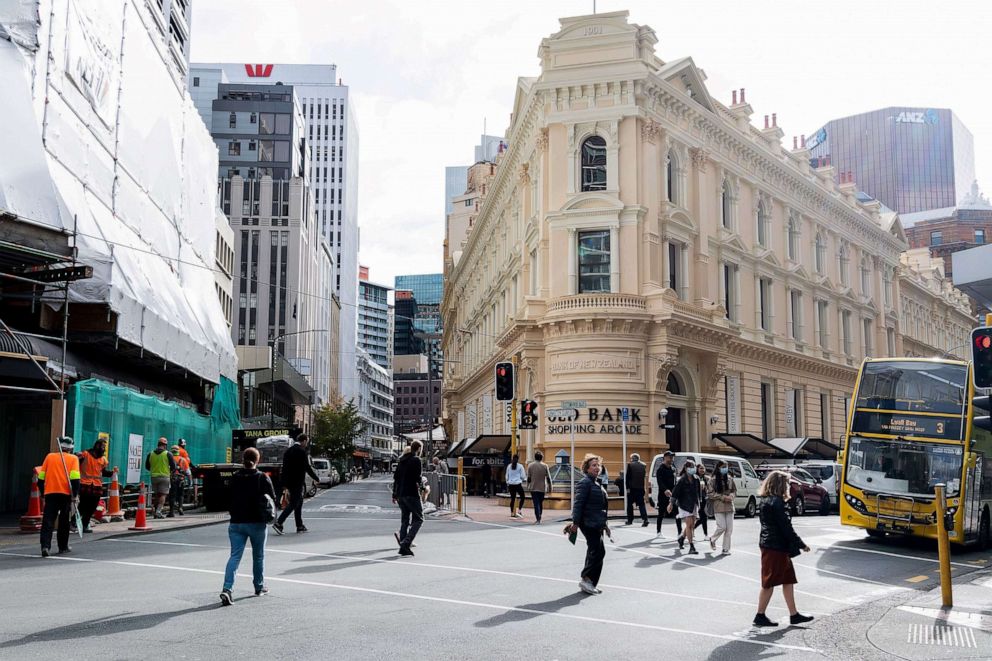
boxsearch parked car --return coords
[649,452,762,517]
[753,459,841,510]
[312,458,335,487]
[754,465,831,516]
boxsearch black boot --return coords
[790,613,814,625]
[753,613,778,627]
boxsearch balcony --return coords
[546,293,647,316]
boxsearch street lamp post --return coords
[270,329,328,429]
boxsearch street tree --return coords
[310,395,364,461]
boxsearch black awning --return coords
[711,433,786,458]
[450,434,511,457]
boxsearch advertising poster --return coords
[126,433,143,484]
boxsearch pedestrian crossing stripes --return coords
[907,623,977,647]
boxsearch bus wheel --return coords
[745,497,757,518]
[979,510,991,551]
[866,529,886,539]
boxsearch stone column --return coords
[610,225,620,292]
[568,228,577,294]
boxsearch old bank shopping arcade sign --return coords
[546,407,645,435]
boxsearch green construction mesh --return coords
[67,377,241,485]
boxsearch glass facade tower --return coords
[806,107,975,214]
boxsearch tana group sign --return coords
[546,407,645,435]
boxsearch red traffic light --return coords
[977,335,992,350]
[973,328,992,389]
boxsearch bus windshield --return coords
[855,361,967,415]
[845,436,963,498]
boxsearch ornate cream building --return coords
[898,248,973,358]
[441,11,975,475]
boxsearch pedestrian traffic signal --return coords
[495,362,515,401]
[520,400,538,429]
[973,327,992,389]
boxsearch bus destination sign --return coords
[852,410,962,441]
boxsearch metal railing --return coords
[426,472,466,515]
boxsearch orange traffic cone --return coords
[19,468,43,533]
[128,481,153,531]
[106,467,125,522]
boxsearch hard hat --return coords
[58,436,75,450]
[170,446,181,453]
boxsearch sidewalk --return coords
[865,568,992,659]
[0,508,228,553]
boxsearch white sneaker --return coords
[578,579,597,595]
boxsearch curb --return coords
[101,516,229,541]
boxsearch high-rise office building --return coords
[395,273,443,377]
[192,63,360,400]
[202,80,335,414]
[358,267,392,370]
[444,134,503,215]
[806,107,976,214]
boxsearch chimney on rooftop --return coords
[772,113,778,128]
[801,134,806,147]
[732,90,738,105]
[764,115,769,129]
[740,88,746,103]
[793,136,798,150]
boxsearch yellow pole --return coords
[510,356,519,459]
[935,484,953,608]
[985,313,992,327]
[456,457,464,514]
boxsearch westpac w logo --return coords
[244,64,273,78]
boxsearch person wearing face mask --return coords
[669,460,700,554]
[707,460,737,554]
[77,438,114,533]
[568,454,611,594]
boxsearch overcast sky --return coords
[191,0,991,287]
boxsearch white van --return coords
[649,452,762,518]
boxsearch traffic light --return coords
[973,395,992,432]
[520,400,538,429]
[494,362,515,401]
[973,327,992,389]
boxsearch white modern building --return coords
[356,347,394,460]
[358,267,392,371]
[191,62,361,400]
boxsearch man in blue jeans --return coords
[221,448,276,605]
[392,440,424,557]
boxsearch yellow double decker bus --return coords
[839,357,992,548]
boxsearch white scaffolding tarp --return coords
[0,0,235,382]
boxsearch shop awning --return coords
[446,438,471,458]
[451,434,511,457]
[768,437,839,460]
[710,433,785,458]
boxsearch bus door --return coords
[963,453,983,540]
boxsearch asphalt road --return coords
[1,478,990,660]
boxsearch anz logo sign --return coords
[894,109,939,125]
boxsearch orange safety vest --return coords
[79,450,109,487]
[178,447,190,462]
[38,451,81,496]
[175,455,190,473]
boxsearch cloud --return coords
[192,0,992,288]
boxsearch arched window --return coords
[666,149,679,205]
[580,136,607,192]
[814,232,826,274]
[666,373,683,396]
[839,243,850,286]
[756,199,769,247]
[721,179,733,229]
[787,214,800,262]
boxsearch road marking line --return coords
[729,548,910,589]
[114,539,826,616]
[818,544,978,568]
[906,575,930,583]
[457,518,856,605]
[0,551,820,652]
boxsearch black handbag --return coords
[258,475,276,523]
